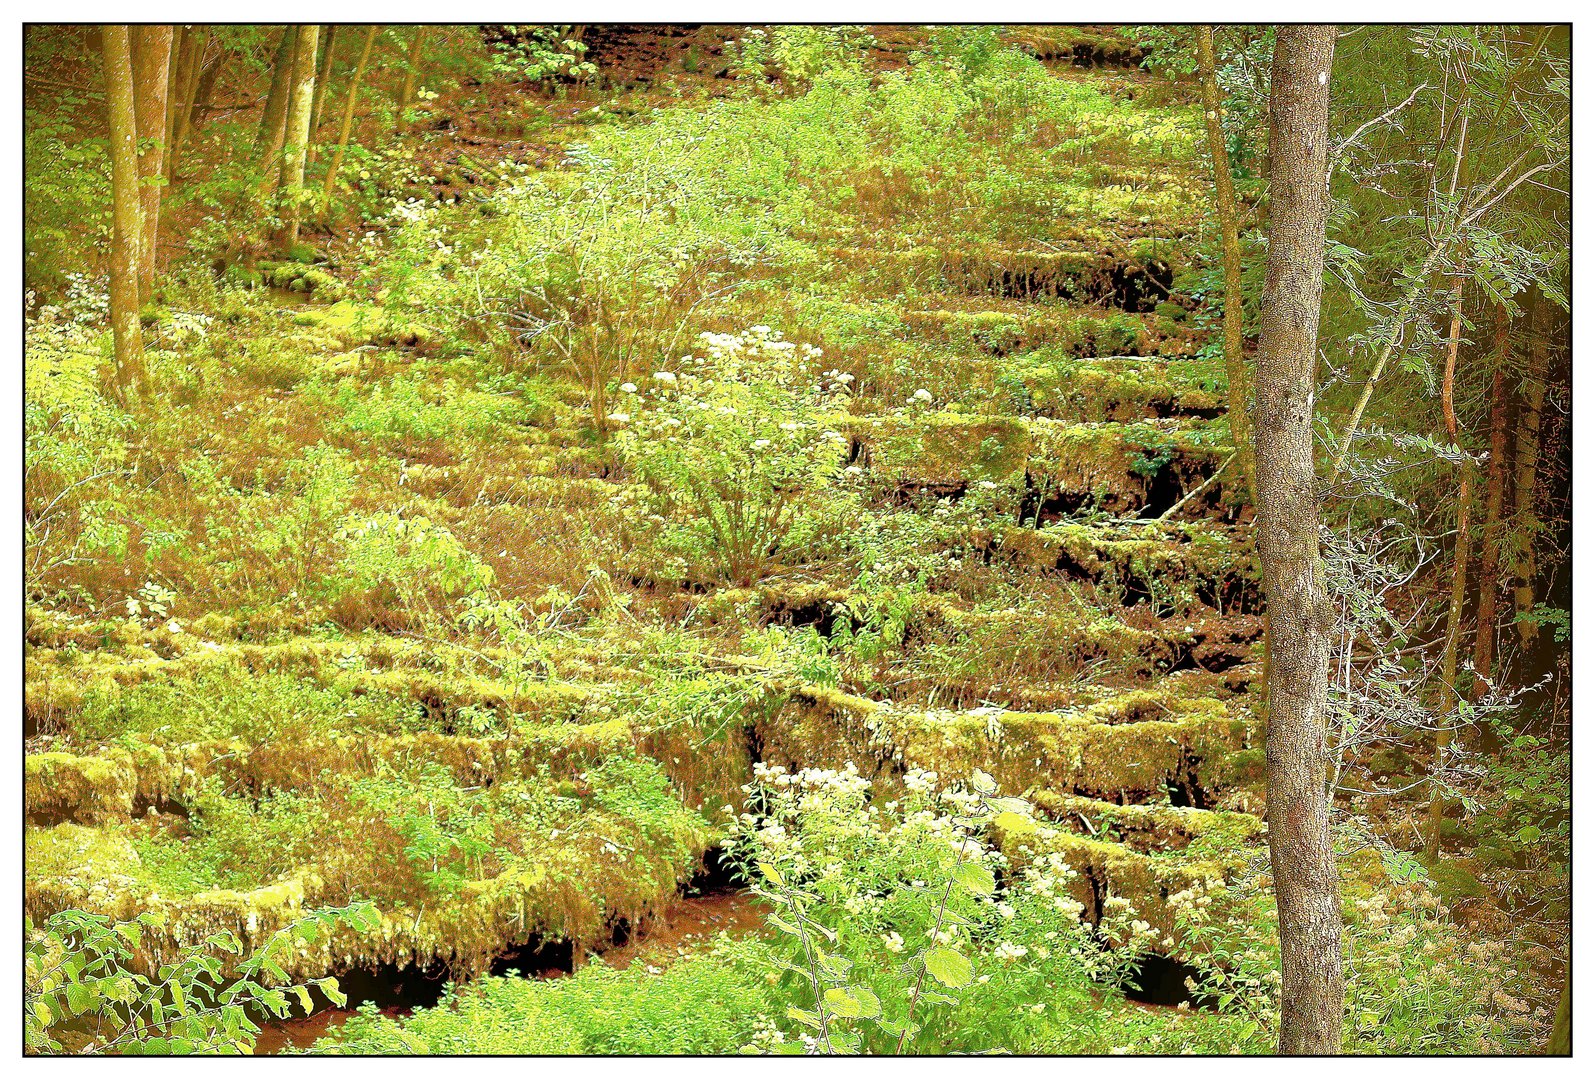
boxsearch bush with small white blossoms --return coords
[724,762,1122,1053]
[614,327,859,585]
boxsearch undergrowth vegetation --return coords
[24,22,1568,1056]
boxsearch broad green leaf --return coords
[824,985,881,1019]
[759,861,786,887]
[953,861,996,896]
[876,1018,921,1039]
[971,769,998,795]
[923,946,973,988]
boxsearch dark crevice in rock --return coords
[1123,953,1217,1009]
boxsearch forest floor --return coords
[24,25,1563,1055]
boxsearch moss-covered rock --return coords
[25,751,138,824]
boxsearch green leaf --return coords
[987,796,1032,816]
[817,951,854,980]
[876,1018,921,1039]
[971,769,998,795]
[923,946,973,988]
[953,861,996,896]
[786,1005,823,1030]
[824,985,881,1019]
[316,977,347,1008]
[758,861,786,888]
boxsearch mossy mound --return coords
[995,353,1225,421]
[25,758,712,982]
[290,300,435,350]
[756,684,1253,805]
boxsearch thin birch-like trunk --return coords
[1253,23,1343,1055]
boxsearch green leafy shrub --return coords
[613,327,856,585]
[725,763,1130,1053]
[330,512,494,621]
[24,315,133,597]
[324,943,768,1054]
[25,904,376,1054]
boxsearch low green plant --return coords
[725,762,1129,1054]
[24,903,377,1054]
[614,327,856,585]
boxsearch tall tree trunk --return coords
[306,25,337,167]
[398,26,427,114]
[1470,311,1512,699]
[1254,23,1343,1056]
[274,24,320,250]
[1426,277,1473,863]
[1511,290,1551,646]
[186,45,226,136]
[130,25,172,301]
[166,26,210,184]
[321,25,378,216]
[102,25,147,398]
[254,25,298,169]
[1196,26,1254,502]
[162,26,187,175]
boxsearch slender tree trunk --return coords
[1254,24,1343,1056]
[1511,290,1551,646]
[130,25,172,301]
[254,25,299,199]
[1196,26,1254,501]
[399,26,427,113]
[1470,311,1512,699]
[186,46,226,135]
[102,25,147,398]
[306,25,337,167]
[321,25,378,216]
[166,26,210,184]
[162,26,187,173]
[1426,277,1473,863]
[274,24,320,249]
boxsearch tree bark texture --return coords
[1511,290,1551,646]
[306,25,337,167]
[166,26,211,184]
[1253,23,1344,1056]
[275,24,320,249]
[130,24,172,300]
[1471,312,1512,699]
[399,26,427,114]
[1427,277,1473,862]
[255,25,297,167]
[102,25,147,397]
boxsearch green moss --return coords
[1426,860,1488,904]
[25,751,137,824]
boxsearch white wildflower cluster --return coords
[611,326,857,582]
[993,941,1029,963]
